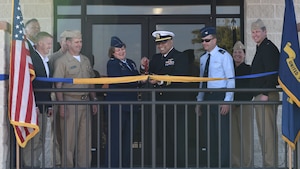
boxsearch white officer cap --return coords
[152,30,175,42]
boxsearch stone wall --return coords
[0,25,11,169]
[245,0,300,64]
[0,0,53,35]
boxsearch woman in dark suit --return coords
[104,36,141,167]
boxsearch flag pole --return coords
[16,143,19,169]
[288,145,292,169]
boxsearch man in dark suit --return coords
[25,18,40,54]
[140,30,189,167]
[22,31,55,167]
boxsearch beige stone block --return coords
[295,5,300,18]
[275,4,285,19]
[245,0,261,4]
[23,4,52,18]
[0,89,8,106]
[0,31,10,74]
[267,33,281,48]
[0,104,10,169]
[0,22,10,32]
[0,0,11,3]
[0,106,8,125]
[247,5,276,18]
[0,4,12,21]
[0,31,5,49]
[37,19,53,34]
[0,51,9,72]
[0,81,8,90]
[261,0,283,4]
[263,19,283,33]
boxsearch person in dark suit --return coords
[22,31,54,167]
[104,36,143,167]
[25,18,40,54]
[140,30,189,167]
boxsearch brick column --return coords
[0,21,11,169]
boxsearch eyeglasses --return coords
[201,38,214,43]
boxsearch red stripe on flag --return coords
[9,0,39,148]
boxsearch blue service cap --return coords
[200,27,216,38]
[110,36,125,48]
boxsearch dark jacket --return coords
[234,62,253,101]
[250,38,279,96]
[31,50,52,112]
[149,48,189,101]
[105,58,140,103]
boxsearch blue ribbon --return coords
[0,71,278,83]
[34,77,73,83]
[230,71,278,79]
[0,74,9,80]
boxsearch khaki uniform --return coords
[53,51,95,168]
[231,105,253,167]
[253,92,279,167]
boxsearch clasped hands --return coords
[140,57,171,85]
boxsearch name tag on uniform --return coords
[70,65,77,69]
[165,58,174,66]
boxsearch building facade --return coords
[1,0,300,168]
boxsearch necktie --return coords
[125,61,132,71]
[202,53,210,88]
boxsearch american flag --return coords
[9,0,39,148]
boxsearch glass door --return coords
[84,16,208,76]
[83,15,209,167]
[84,16,149,76]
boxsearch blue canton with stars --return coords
[13,0,25,41]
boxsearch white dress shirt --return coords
[36,51,50,78]
[196,45,235,101]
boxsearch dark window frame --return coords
[53,0,244,55]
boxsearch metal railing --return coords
[10,87,296,169]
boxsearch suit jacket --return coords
[149,48,189,101]
[27,39,36,55]
[31,50,52,112]
[234,62,253,101]
[250,38,279,96]
[105,58,140,101]
[105,58,140,112]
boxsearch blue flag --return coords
[279,0,300,149]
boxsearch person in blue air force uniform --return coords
[104,36,142,167]
[195,27,235,168]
